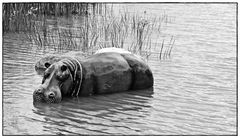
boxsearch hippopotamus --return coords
[35,51,87,75]
[33,48,154,103]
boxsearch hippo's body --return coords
[33,48,154,103]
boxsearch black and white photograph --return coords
[2,2,237,136]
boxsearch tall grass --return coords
[2,3,103,33]
[3,3,176,59]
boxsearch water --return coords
[3,4,237,135]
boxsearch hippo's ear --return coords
[45,62,51,68]
[61,65,67,72]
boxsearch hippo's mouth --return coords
[33,91,46,103]
[33,92,61,103]
[33,85,62,103]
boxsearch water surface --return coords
[3,3,237,135]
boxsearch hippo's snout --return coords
[33,87,60,103]
[33,88,45,103]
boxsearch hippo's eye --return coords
[61,65,67,72]
[45,62,51,68]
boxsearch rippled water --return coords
[3,4,237,135]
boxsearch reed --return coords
[159,36,175,60]
[168,39,175,57]
[159,40,164,60]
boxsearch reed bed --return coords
[3,3,103,33]
[3,3,175,59]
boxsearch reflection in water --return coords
[32,89,154,135]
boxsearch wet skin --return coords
[33,52,154,103]
[33,61,73,103]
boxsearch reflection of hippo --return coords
[33,48,154,103]
[35,51,87,75]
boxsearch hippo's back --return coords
[80,52,132,94]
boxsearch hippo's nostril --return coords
[35,89,42,95]
[48,92,55,99]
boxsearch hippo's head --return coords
[35,55,62,75]
[33,58,82,103]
